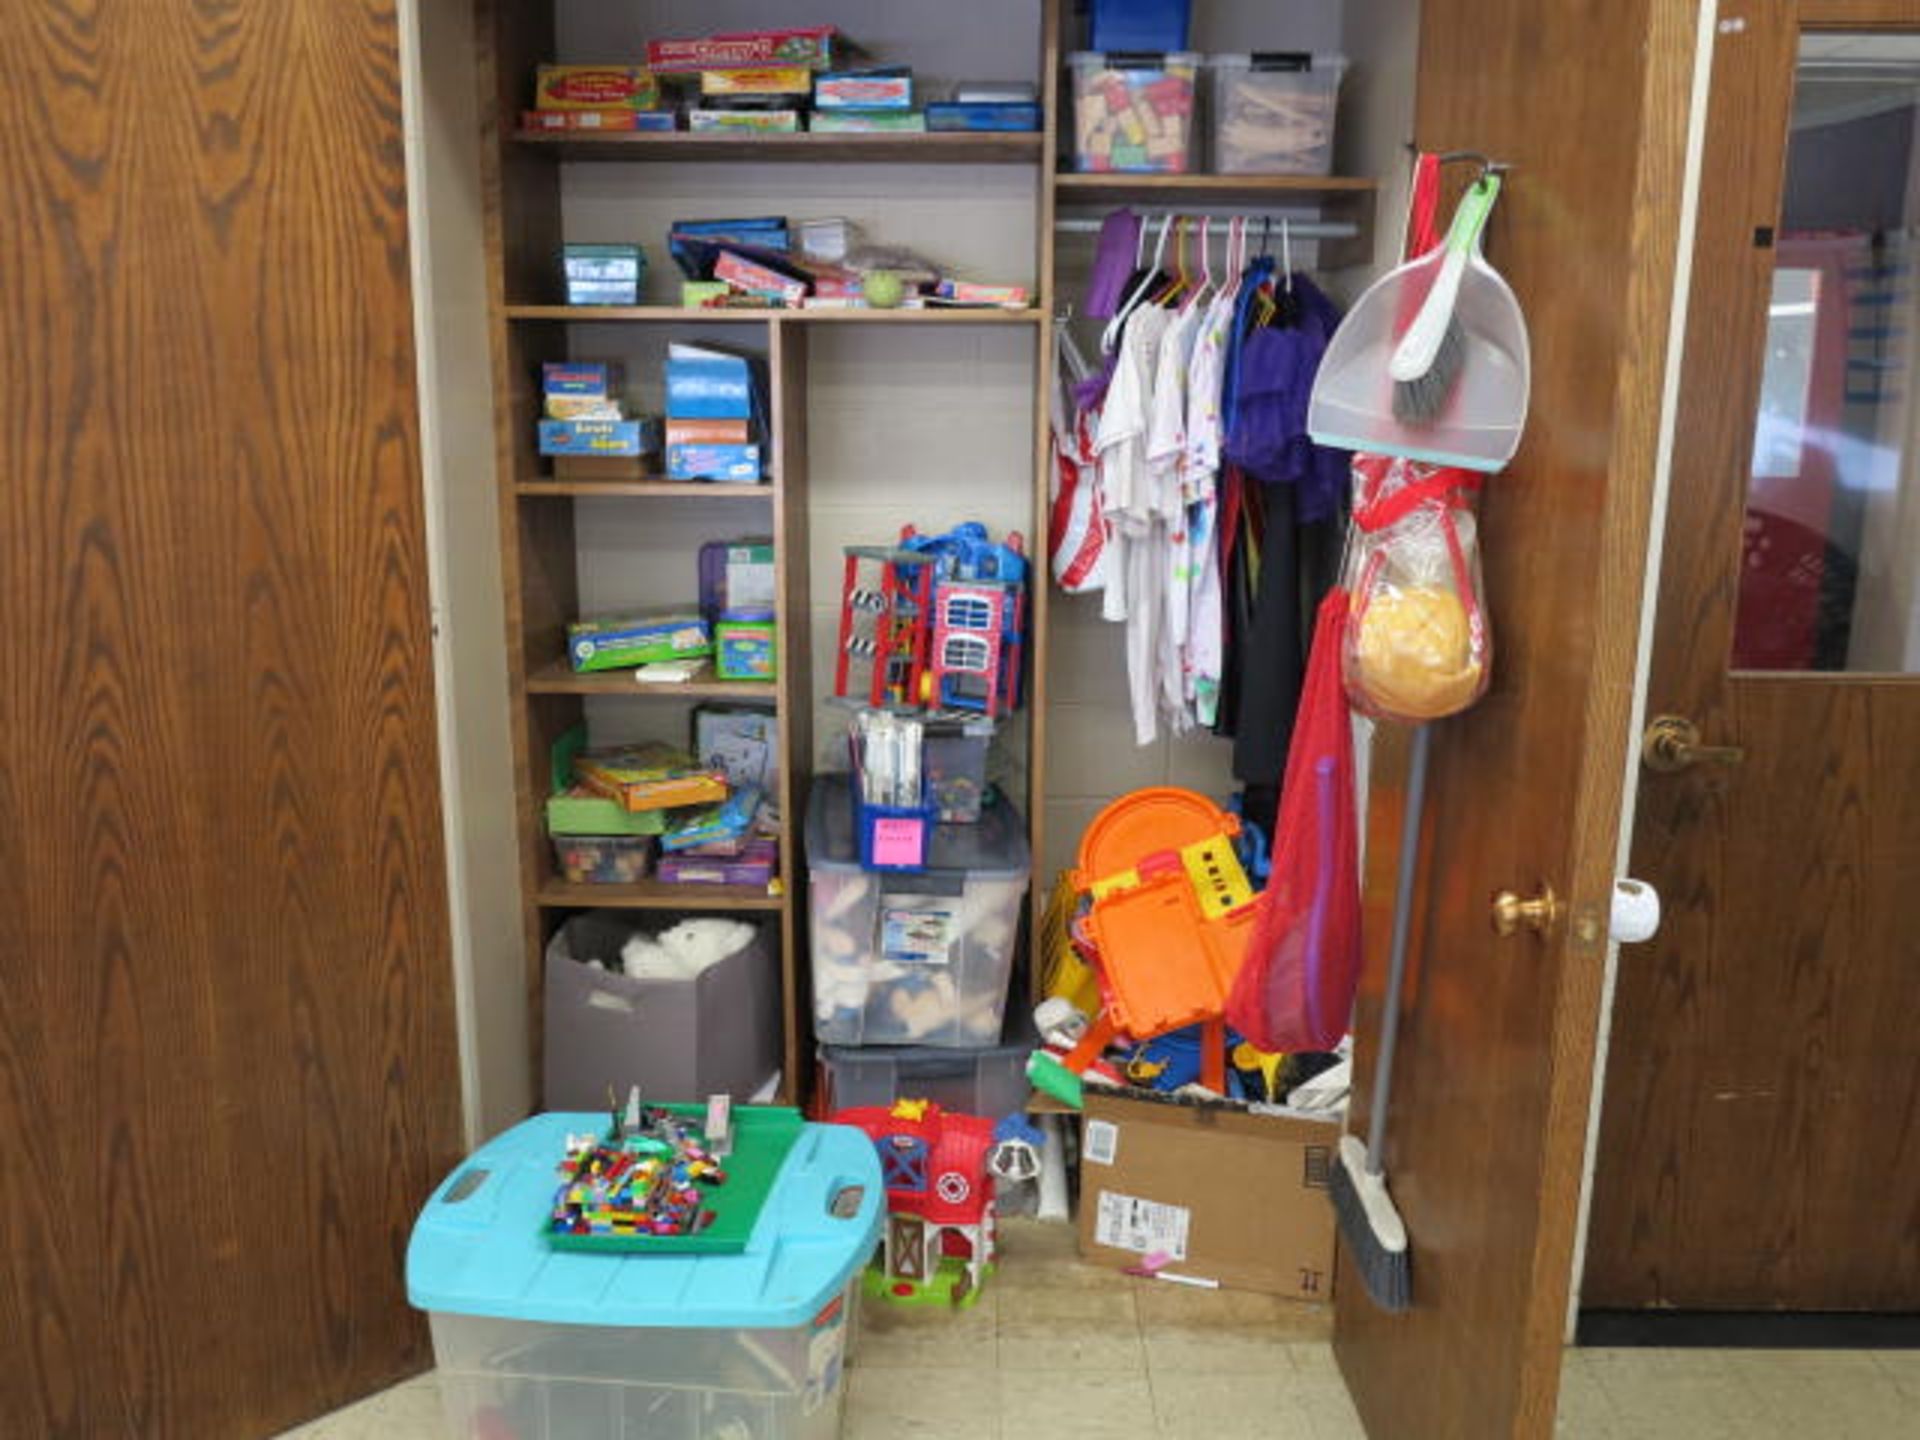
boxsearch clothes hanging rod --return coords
[1052,213,1359,240]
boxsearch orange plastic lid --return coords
[1074,787,1241,888]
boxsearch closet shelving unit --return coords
[475,0,1376,1103]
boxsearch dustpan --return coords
[1308,174,1531,471]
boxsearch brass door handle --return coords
[1642,714,1745,773]
[1491,883,1562,938]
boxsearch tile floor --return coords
[281,1221,1920,1440]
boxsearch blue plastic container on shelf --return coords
[408,1112,883,1440]
[1090,0,1192,52]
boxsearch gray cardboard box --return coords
[543,911,781,1109]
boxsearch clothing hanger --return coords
[1104,212,1174,352]
[1158,215,1192,305]
[1057,322,1092,383]
[1182,216,1214,314]
[1272,216,1303,328]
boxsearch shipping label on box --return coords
[1077,1091,1338,1301]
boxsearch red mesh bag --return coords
[1226,589,1363,1052]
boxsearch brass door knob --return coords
[1491,883,1562,938]
[1643,714,1745,773]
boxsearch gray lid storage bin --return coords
[806,775,1030,1049]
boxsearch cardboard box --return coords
[534,65,660,112]
[687,108,801,133]
[543,361,622,397]
[566,610,711,674]
[538,418,659,458]
[666,417,751,446]
[667,442,762,483]
[1077,1091,1339,1301]
[808,111,927,134]
[666,345,756,419]
[814,69,913,110]
[553,455,648,481]
[701,66,813,97]
[521,108,674,132]
[647,28,840,75]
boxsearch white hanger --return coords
[1221,216,1247,302]
[1282,217,1294,295]
[1103,212,1174,354]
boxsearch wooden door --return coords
[0,2,463,1436]
[1334,2,1703,1437]
[1586,0,1920,1311]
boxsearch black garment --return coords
[1229,479,1349,835]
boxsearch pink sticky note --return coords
[870,818,925,868]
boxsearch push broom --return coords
[1326,722,1428,1313]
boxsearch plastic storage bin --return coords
[544,911,781,1107]
[1069,52,1199,174]
[1209,53,1348,176]
[408,1112,883,1440]
[550,832,654,885]
[924,723,992,823]
[1090,0,1191,52]
[807,775,1030,1049]
[820,1014,1038,1119]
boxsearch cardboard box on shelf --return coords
[1076,1090,1339,1302]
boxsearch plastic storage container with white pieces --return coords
[407,1113,883,1440]
[1209,53,1348,175]
[807,775,1029,1049]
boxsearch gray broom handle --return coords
[1365,722,1432,1175]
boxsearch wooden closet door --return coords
[0,3,462,1437]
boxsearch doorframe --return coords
[1564,0,1723,1336]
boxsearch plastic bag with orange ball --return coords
[1340,455,1490,721]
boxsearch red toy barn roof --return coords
[831,1101,997,1225]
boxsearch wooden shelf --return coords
[1053,172,1377,204]
[512,128,1045,164]
[516,478,772,499]
[790,307,1041,325]
[507,304,1042,326]
[525,659,779,701]
[506,305,771,323]
[535,878,785,912]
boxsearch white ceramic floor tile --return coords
[846,1366,1004,1440]
[1149,1369,1313,1440]
[1000,1368,1154,1438]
